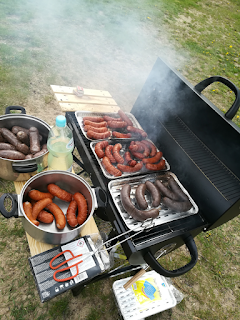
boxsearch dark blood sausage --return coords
[73,192,88,226]
[154,179,179,201]
[112,131,132,139]
[135,183,148,210]
[11,126,29,135]
[117,161,143,173]
[124,151,137,167]
[95,140,109,159]
[84,120,107,128]
[82,116,104,122]
[112,143,124,164]
[16,131,29,145]
[145,181,161,207]
[1,128,29,154]
[168,176,190,201]
[133,141,145,152]
[0,143,15,150]
[118,110,133,126]
[145,159,165,171]
[162,197,192,212]
[66,200,78,227]
[25,154,33,159]
[47,184,73,202]
[105,145,116,164]
[29,127,41,154]
[32,148,48,158]
[102,156,122,177]
[37,210,54,224]
[142,151,163,164]
[0,150,25,160]
[0,130,6,142]
[107,120,127,129]
[120,184,159,221]
[84,125,108,133]
[126,126,147,138]
[103,115,122,122]
[141,140,157,157]
[46,203,66,229]
[87,130,111,140]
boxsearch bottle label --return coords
[66,138,74,150]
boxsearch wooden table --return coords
[16,86,120,257]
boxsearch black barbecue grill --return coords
[66,57,240,281]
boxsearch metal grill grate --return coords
[161,117,240,201]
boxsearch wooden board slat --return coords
[54,93,118,106]
[51,85,112,98]
[59,102,120,113]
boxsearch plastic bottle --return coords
[47,115,74,171]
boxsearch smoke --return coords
[6,0,188,111]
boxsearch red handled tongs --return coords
[49,249,83,282]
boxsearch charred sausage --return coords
[120,184,159,221]
[135,183,148,210]
[145,181,161,207]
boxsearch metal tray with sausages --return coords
[108,172,199,231]
[90,139,170,180]
[75,110,145,141]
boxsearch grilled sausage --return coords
[105,145,116,164]
[23,201,39,226]
[11,126,29,135]
[25,154,33,159]
[142,151,163,164]
[82,116,104,122]
[84,125,108,133]
[32,149,48,158]
[0,143,15,150]
[120,184,159,221]
[141,140,157,157]
[117,110,133,126]
[162,197,192,212]
[117,161,143,172]
[168,176,190,202]
[29,127,41,154]
[47,184,73,202]
[16,131,29,145]
[66,200,78,227]
[145,181,161,207]
[32,198,53,220]
[102,156,122,177]
[84,120,107,128]
[0,150,26,160]
[124,151,137,167]
[112,131,132,139]
[46,202,66,229]
[126,126,147,138]
[112,143,124,164]
[135,183,148,210]
[154,179,179,201]
[73,192,88,226]
[1,128,29,154]
[131,151,146,160]
[103,115,122,122]
[37,210,54,223]
[28,190,54,201]
[145,159,165,171]
[87,130,111,140]
[95,140,109,159]
[107,120,127,129]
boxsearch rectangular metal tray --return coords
[108,172,199,231]
[75,110,144,141]
[90,140,170,180]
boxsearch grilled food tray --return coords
[108,172,198,231]
[75,110,144,141]
[90,140,170,180]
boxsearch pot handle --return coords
[143,235,198,277]
[194,76,240,120]
[92,187,108,219]
[5,106,26,114]
[12,163,38,173]
[0,193,19,218]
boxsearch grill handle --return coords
[143,235,198,277]
[194,76,240,120]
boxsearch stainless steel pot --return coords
[0,170,107,244]
[0,106,51,181]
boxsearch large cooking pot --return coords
[0,106,50,181]
[0,170,107,244]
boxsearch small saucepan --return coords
[0,170,107,244]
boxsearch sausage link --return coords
[135,183,148,210]
[87,130,111,140]
[23,201,39,226]
[46,203,66,229]
[117,110,133,126]
[117,161,143,173]
[28,190,54,201]
[112,131,132,139]
[16,131,29,146]
[126,126,147,138]
[84,120,107,128]
[0,150,26,160]
[141,140,157,157]
[107,120,127,129]
[120,184,159,221]
[103,115,122,122]
[66,200,78,227]
[47,184,73,202]
[32,149,48,158]
[154,179,179,201]
[162,197,192,212]
[145,159,165,171]
[29,127,41,154]
[112,143,124,164]
[168,176,190,202]
[32,198,53,220]
[124,151,137,167]
[0,143,15,150]
[37,210,54,223]
[142,151,163,164]
[73,192,88,226]
[82,116,104,122]
[84,125,108,133]
[95,140,109,159]
[11,126,29,135]
[102,156,122,177]
[1,128,29,154]
[105,145,116,164]
[131,151,145,160]
[145,181,161,207]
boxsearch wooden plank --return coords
[59,102,120,113]
[50,85,112,98]
[54,93,118,106]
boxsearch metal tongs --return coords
[49,219,156,282]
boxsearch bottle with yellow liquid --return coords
[47,115,74,171]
